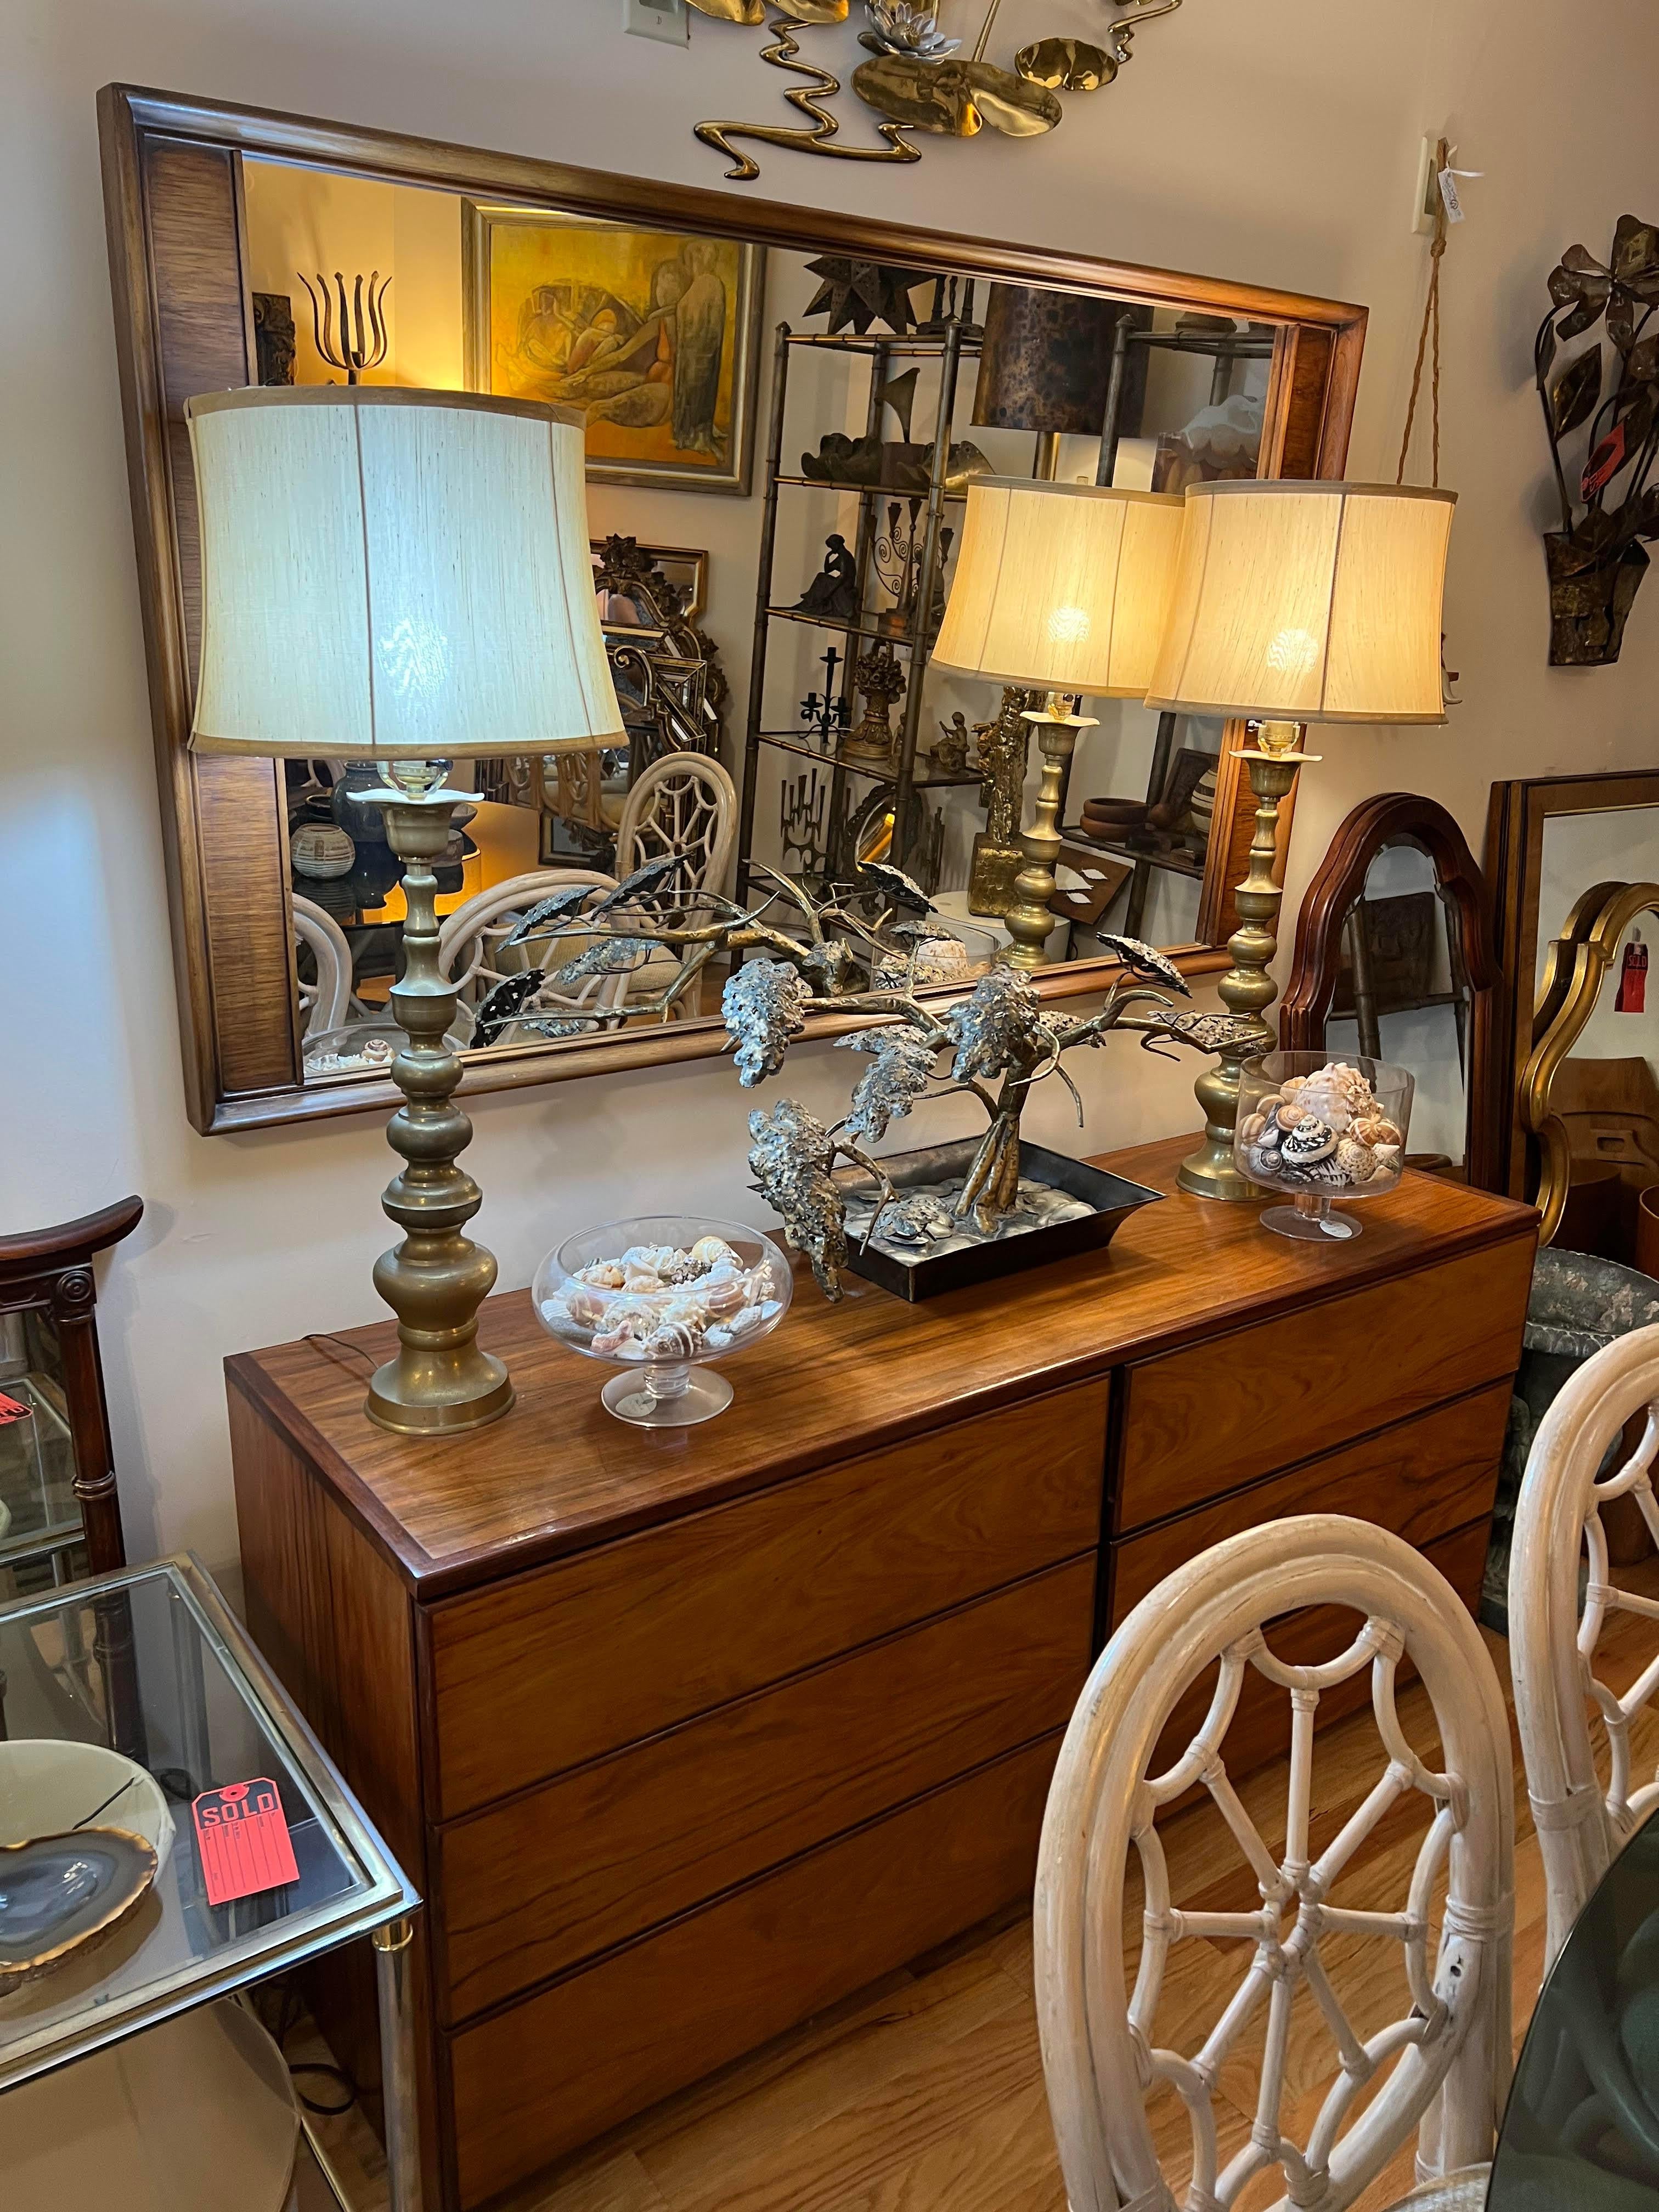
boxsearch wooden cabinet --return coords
[225,1137,1536,2210]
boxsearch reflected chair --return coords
[610,753,738,1022]
[437,868,627,1042]
[292,895,358,1038]
[1035,1515,1514,2212]
[1510,1322,1659,1967]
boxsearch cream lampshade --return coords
[185,385,623,1437]
[1143,478,1457,1202]
[932,478,1184,967]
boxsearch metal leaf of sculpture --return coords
[851,53,1062,138]
[1137,1008,1264,1055]
[944,966,1043,1085]
[502,883,601,949]
[549,936,657,986]
[1612,213,1659,289]
[472,968,548,1046]
[1550,350,1602,439]
[722,958,812,1085]
[1015,36,1113,90]
[854,859,932,913]
[837,1023,936,1142]
[1097,933,1193,993]
[686,0,768,16]
[746,1100,849,1299]
[590,852,687,920]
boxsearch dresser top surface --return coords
[226,1136,1537,1600]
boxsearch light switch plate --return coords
[624,0,689,43]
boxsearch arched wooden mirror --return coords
[1280,793,1503,1184]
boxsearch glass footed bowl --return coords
[532,1215,793,1427]
[1234,1052,1415,1244]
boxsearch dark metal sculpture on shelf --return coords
[843,645,907,767]
[798,645,851,744]
[874,497,954,638]
[297,269,390,383]
[800,429,991,490]
[1534,215,1659,664]
[801,256,928,335]
[967,686,1034,916]
[793,535,859,621]
[932,712,971,776]
[488,857,1186,1295]
[780,766,830,876]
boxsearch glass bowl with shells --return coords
[532,1216,793,1427]
[1233,1053,1415,1243]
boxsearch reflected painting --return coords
[463,204,763,494]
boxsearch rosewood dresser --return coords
[225,1136,1537,2209]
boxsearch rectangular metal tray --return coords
[831,1137,1164,1302]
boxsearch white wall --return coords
[6,0,1659,1572]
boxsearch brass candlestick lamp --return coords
[1145,478,1457,1199]
[186,385,622,1432]
[930,477,1184,969]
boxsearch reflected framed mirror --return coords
[99,83,1365,1135]
[1488,770,1659,1256]
[1281,794,1503,1186]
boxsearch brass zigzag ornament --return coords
[690,0,1184,180]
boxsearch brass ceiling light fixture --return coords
[691,0,1185,180]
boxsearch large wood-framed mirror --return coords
[100,83,1365,1136]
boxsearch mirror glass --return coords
[1534,805,1659,1262]
[1322,837,1472,1171]
[239,159,1276,1088]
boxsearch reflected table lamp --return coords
[186,386,622,1434]
[1144,479,1455,1200]
[930,477,1184,970]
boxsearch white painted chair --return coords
[437,868,627,1040]
[1510,1321,1659,1968]
[292,895,356,1037]
[609,753,737,1020]
[1035,1515,1514,2212]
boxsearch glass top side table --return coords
[1489,1802,1659,2209]
[0,1554,421,2209]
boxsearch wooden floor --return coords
[308,1566,1659,2212]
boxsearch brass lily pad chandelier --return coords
[691,0,1183,180]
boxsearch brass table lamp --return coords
[187,386,622,1432]
[930,477,1183,970]
[1145,478,1456,1201]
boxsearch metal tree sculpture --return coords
[481,856,1186,1294]
[1536,215,1659,664]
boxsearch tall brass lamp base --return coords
[351,765,514,1434]
[1002,694,1095,972]
[1177,720,1316,1202]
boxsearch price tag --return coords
[191,1779,300,1906]
[1437,167,1465,224]
[0,1391,33,1426]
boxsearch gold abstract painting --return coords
[464,204,763,495]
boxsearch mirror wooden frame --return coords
[1280,792,1504,1188]
[98,82,1367,1136]
[1487,768,1659,1201]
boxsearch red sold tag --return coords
[0,1391,33,1426]
[190,1779,300,1906]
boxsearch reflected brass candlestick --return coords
[1002,691,1095,970]
[352,764,514,1434]
[1176,720,1313,1201]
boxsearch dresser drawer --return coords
[436,1554,1092,2022]
[445,1733,1060,2208]
[1116,1238,1531,1533]
[427,1380,1107,1818]
[1107,1380,1510,1627]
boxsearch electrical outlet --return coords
[1412,136,1441,235]
[624,0,688,43]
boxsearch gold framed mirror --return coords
[99,82,1365,1135]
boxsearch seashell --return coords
[690,1235,742,1274]
[612,1338,650,1361]
[657,1293,710,1330]
[1247,1146,1283,1181]
[577,1260,627,1289]
[643,1322,702,1359]
[720,1303,769,1345]
[1276,1102,1307,1132]
[561,1286,608,1328]
[622,1244,682,1275]
[699,1274,748,1317]
[1280,1115,1339,1166]
[1334,1138,1378,1184]
[590,1327,635,1357]
[622,1265,667,1295]
[1238,1111,1268,1146]
[1373,1142,1401,1166]
[1370,1119,1403,1148]
[704,1325,734,1351]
